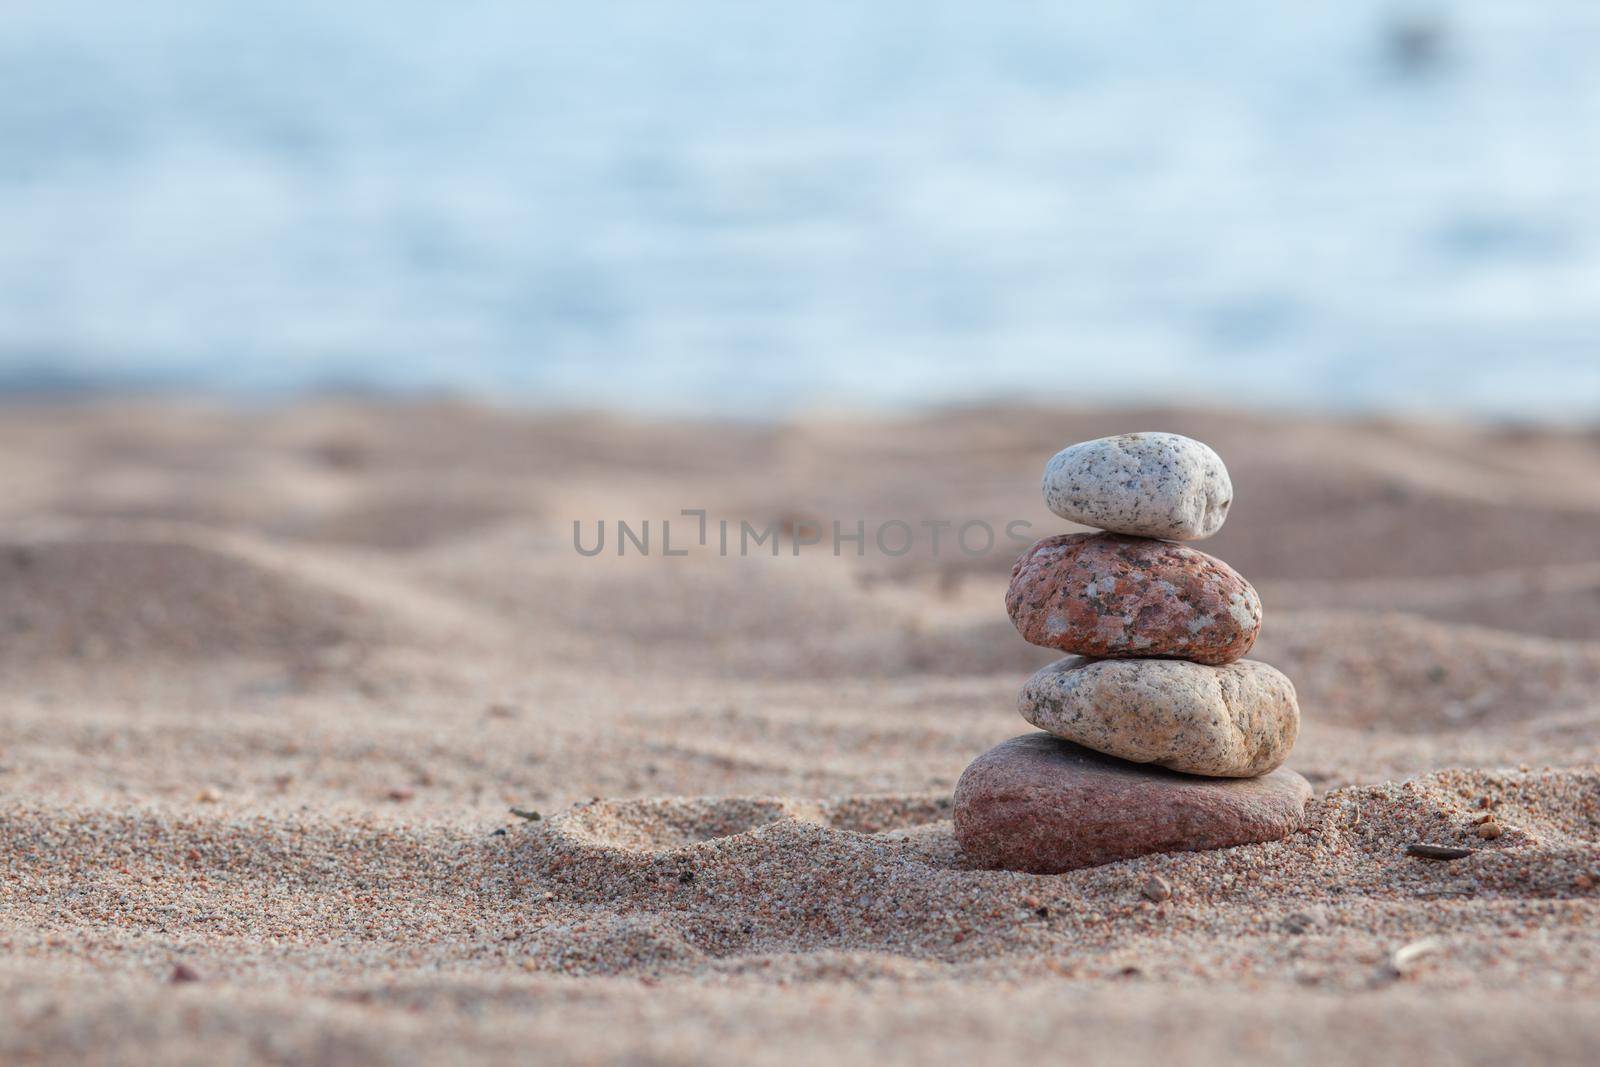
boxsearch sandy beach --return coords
[2,399,1598,1065]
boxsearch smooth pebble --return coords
[1042,432,1232,540]
[1006,532,1261,665]
[1018,655,1299,777]
[954,733,1311,873]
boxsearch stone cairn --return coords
[954,432,1311,873]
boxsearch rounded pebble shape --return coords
[953,733,1312,874]
[1005,532,1262,664]
[1042,432,1232,540]
[1018,656,1299,777]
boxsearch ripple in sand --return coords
[1258,611,1600,733]
[500,768,1599,978]
[539,794,955,855]
[0,531,386,667]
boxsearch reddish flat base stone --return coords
[954,733,1311,873]
[1005,533,1261,665]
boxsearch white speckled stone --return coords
[1018,655,1299,777]
[1041,432,1232,541]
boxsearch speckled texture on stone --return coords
[1042,432,1232,541]
[1018,655,1299,777]
[953,733,1312,873]
[1005,532,1262,665]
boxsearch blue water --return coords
[2,1,1598,415]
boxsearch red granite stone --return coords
[953,733,1311,873]
[1004,532,1261,665]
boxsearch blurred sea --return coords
[2,1,1598,416]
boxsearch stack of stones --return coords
[954,432,1311,873]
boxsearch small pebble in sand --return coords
[169,963,201,984]
[1018,655,1298,777]
[1379,937,1443,982]
[1140,875,1173,903]
[1405,843,1475,860]
[1282,911,1318,934]
[1041,432,1232,541]
[1475,818,1504,840]
[1006,533,1260,664]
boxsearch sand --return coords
[1,399,1597,1065]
